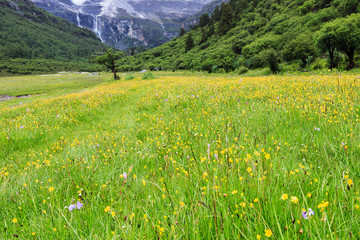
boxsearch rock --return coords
[140,69,147,73]
[87,72,100,76]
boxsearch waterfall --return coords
[160,22,170,40]
[160,22,165,31]
[76,12,81,27]
[93,15,104,42]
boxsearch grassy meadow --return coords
[0,72,359,239]
[0,72,111,97]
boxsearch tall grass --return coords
[0,73,359,239]
[142,72,155,79]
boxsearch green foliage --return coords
[315,14,360,69]
[0,0,105,62]
[331,14,360,68]
[218,3,234,35]
[95,49,124,80]
[211,5,221,22]
[299,0,315,15]
[199,13,210,27]
[118,0,360,73]
[259,48,280,73]
[200,58,216,73]
[236,66,249,74]
[179,27,186,37]
[283,33,316,68]
[337,0,359,15]
[185,33,194,52]
[146,63,157,71]
[142,72,155,79]
[0,58,104,75]
[124,74,135,80]
[242,34,281,58]
[315,21,338,69]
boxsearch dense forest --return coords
[118,0,360,73]
[0,0,106,74]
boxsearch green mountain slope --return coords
[0,0,106,61]
[118,0,360,73]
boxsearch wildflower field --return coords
[0,73,359,239]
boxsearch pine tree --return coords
[200,28,208,44]
[208,25,215,36]
[179,27,186,36]
[211,6,221,22]
[199,13,210,28]
[185,33,194,52]
[218,3,234,35]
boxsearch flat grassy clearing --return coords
[0,73,359,239]
[0,72,113,97]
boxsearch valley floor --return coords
[0,72,359,239]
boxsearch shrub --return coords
[236,66,249,74]
[146,64,157,71]
[200,59,216,73]
[142,72,155,80]
[259,48,280,73]
[125,74,135,80]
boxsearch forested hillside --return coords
[118,0,360,73]
[0,0,107,74]
[0,0,106,60]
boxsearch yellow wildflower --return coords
[291,196,298,204]
[265,229,272,237]
[280,194,288,200]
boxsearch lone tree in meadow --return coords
[95,48,123,79]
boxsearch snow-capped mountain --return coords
[31,0,213,49]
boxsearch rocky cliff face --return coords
[31,0,212,49]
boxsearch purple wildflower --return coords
[302,211,309,219]
[123,172,128,180]
[308,208,314,216]
[68,204,76,211]
[302,208,315,219]
[76,201,83,210]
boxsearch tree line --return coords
[118,0,360,74]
